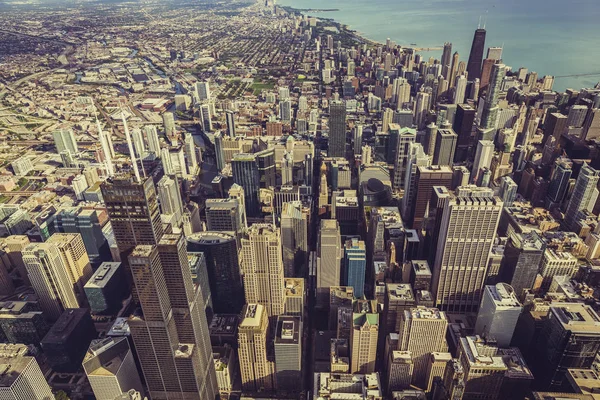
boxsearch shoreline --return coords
[280,5,383,47]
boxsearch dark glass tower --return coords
[329,100,347,157]
[466,28,486,81]
[186,232,244,315]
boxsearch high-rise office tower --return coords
[433,128,458,166]
[238,304,275,392]
[274,315,302,393]
[196,81,211,101]
[495,178,515,209]
[393,127,417,191]
[0,345,54,400]
[382,284,416,341]
[452,74,467,105]
[501,232,544,301]
[232,153,261,217]
[431,186,503,312]
[452,104,476,163]
[214,131,225,172]
[128,234,217,400]
[157,175,184,226]
[398,307,449,387]
[466,28,486,81]
[281,151,293,186]
[22,243,79,321]
[225,110,236,137]
[441,42,452,79]
[544,112,568,140]
[2,235,30,286]
[353,125,363,155]
[47,233,93,302]
[564,164,600,231]
[351,299,379,374]
[144,125,161,156]
[281,201,308,278]
[583,107,600,141]
[187,232,244,314]
[425,352,452,393]
[480,64,506,130]
[411,166,453,228]
[474,283,522,347]
[279,100,292,123]
[101,175,164,282]
[317,220,342,308]
[329,100,347,157]
[97,120,115,177]
[414,91,431,129]
[457,336,506,400]
[200,104,213,132]
[184,132,198,174]
[54,207,112,268]
[256,148,276,189]
[567,105,589,128]
[534,304,600,389]
[547,157,572,205]
[83,337,144,400]
[386,350,413,394]
[448,52,460,88]
[472,140,494,184]
[162,112,176,136]
[402,143,431,221]
[53,128,78,156]
[205,197,245,238]
[425,123,438,157]
[131,128,146,159]
[344,239,367,298]
[240,224,285,317]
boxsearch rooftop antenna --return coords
[121,108,141,183]
[483,10,488,29]
[478,15,481,29]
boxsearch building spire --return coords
[121,109,141,183]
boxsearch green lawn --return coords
[251,82,275,95]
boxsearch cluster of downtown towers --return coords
[99,26,600,399]
[14,21,600,400]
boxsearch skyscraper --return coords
[83,337,144,400]
[0,345,54,400]
[196,81,211,101]
[46,233,93,302]
[452,104,476,163]
[232,153,261,217]
[200,104,213,132]
[351,299,379,374]
[52,128,78,156]
[144,125,161,156]
[441,42,453,79]
[414,91,431,129]
[534,304,600,389]
[480,63,506,130]
[183,132,198,174]
[499,176,518,207]
[22,243,79,321]
[433,128,458,167]
[411,166,453,228]
[329,100,347,157]
[157,175,184,226]
[240,224,285,317]
[128,235,217,400]
[501,232,545,301]
[472,140,495,184]
[474,283,522,347]
[162,112,176,136]
[187,232,244,315]
[344,239,367,298]
[274,315,302,393]
[564,164,600,231]
[281,201,308,278]
[101,175,164,283]
[225,110,236,137]
[317,220,343,309]
[466,28,486,81]
[238,304,275,392]
[431,186,503,312]
[398,307,449,387]
[547,157,572,205]
[453,74,467,105]
[448,52,460,88]
[392,127,417,191]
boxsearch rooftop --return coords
[84,262,121,289]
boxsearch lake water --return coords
[278,0,600,91]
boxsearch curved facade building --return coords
[187,232,244,314]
